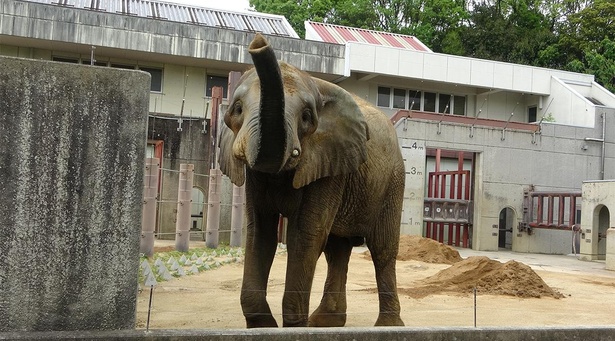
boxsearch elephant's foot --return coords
[245,314,278,328]
[374,312,404,327]
[282,316,309,327]
[308,307,347,327]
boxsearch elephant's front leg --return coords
[308,234,353,327]
[282,184,342,327]
[240,210,280,328]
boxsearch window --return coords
[528,106,537,123]
[376,87,465,115]
[453,96,466,116]
[206,75,228,98]
[423,92,436,112]
[408,90,421,111]
[393,88,406,109]
[377,86,391,107]
[52,57,79,63]
[111,63,135,70]
[438,94,451,113]
[83,60,109,67]
[140,67,163,92]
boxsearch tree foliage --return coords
[250,0,615,92]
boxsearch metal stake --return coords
[146,285,154,331]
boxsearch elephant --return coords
[219,33,405,328]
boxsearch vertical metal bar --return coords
[547,195,554,226]
[426,173,434,239]
[536,194,543,225]
[557,195,565,227]
[464,170,471,248]
[434,148,442,244]
[140,158,160,258]
[448,173,456,245]
[456,153,464,247]
[439,174,446,243]
[146,285,154,331]
[175,164,194,252]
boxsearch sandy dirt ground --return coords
[137,237,615,329]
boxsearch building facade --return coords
[2,0,613,256]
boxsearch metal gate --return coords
[424,150,473,247]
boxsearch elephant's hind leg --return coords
[308,234,353,327]
[367,199,405,326]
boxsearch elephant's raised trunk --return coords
[248,34,286,173]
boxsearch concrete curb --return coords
[2,326,615,340]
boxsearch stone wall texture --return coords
[0,56,149,331]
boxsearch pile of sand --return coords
[396,235,463,264]
[363,235,462,264]
[401,256,564,299]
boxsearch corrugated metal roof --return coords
[305,21,431,52]
[21,0,299,38]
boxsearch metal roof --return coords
[21,0,299,38]
[305,21,431,52]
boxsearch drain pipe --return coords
[584,112,606,180]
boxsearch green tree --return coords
[461,0,557,65]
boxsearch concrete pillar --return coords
[606,228,615,270]
[175,164,194,252]
[0,56,149,331]
[206,168,222,249]
[140,158,160,257]
[230,184,244,247]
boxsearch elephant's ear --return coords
[219,124,245,186]
[293,79,368,189]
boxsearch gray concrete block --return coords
[3,326,615,341]
[0,56,149,331]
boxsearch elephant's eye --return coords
[233,102,243,116]
[301,108,313,123]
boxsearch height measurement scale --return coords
[400,139,426,236]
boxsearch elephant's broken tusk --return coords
[292,148,300,157]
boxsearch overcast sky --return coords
[164,0,252,12]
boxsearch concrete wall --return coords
[396,110,611,253]
[2,326,615,340]
[0,56,149,331]
[0,0,346,77]
[580,181,615,261]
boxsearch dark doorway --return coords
[498,207,515,249]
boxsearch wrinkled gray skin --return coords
[219,33,405,328]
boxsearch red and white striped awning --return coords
[305,21,431,52]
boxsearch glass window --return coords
[408,90,421,111]
[82,60,108,67]
[111,63,135,70]
[438,94,451,113]
[52,57,79,64]
[393,88,406,109]
[453,95,466,116]
[206,75,228,98]
[423,92,436,112]
[377,86,391,107]
[140,67,163,92]
[528,106,537,122]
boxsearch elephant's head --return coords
[219,33,368,189]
